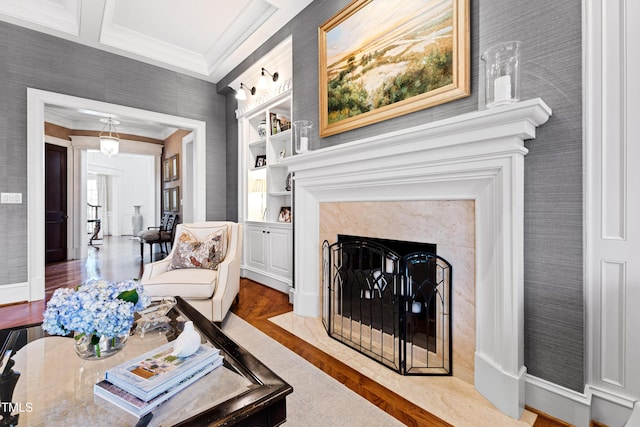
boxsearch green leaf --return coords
[118,289,139,304]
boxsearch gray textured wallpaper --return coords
[218,0,584,392]
[0,21,227,286]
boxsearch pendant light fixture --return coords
[99,117,120,156]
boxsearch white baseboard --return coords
[525,375,637,427]
[292,288,319,317]
[474,352,526,419]
[0,282,30,305]
[241,267,291,294]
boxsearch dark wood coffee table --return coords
[1,297,293,426]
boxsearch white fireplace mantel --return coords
[282,98,552,419]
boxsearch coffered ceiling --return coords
[0,0,311,83]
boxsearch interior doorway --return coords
[27,88,208,302]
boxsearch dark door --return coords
[45,143,67,263]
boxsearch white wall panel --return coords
[600,260,625,387]
[600,0,626,240]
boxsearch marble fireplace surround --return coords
[283,98,551,419]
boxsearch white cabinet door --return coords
[268,227,292,277]
[246,224,267,270]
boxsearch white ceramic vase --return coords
[132,205,143,236]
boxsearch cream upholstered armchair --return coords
[140,221,242,324]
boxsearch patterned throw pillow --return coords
[167,229,226,270]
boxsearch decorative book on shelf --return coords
[94,357,223,418]
[104,340,221,401]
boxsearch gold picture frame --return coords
[163,159,171,182]
[163,189,170,211]
[170,186,180,212]
[170,154,179,181]
[318,0,470,137]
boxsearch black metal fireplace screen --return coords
[322,238,452,376]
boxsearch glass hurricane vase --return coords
[73,332,128,360]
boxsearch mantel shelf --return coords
[282,98,551,174]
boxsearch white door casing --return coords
[20,88,207,304]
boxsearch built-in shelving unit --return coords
[237,83,293,293]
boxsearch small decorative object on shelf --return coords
[42,279,150,359]
[278,206,292,223]
[481,41,521,108]
[279,116,291,132]
[257,119,267,137]
[293,120,313,153]
[255,154,267,168]
[285,173,292,191]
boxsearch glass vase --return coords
[293,120,313,153]
[73,333,128,360]
[481,41,521,108]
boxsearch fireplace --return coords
[322,236,452,375]
[284,99,551,418]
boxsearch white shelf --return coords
[269,129,291,141]
[269,162,289,169]
[249,139,266,148]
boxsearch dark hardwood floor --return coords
[0,236,565,426]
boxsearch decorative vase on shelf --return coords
[293,120,312,153]
[257,119,267,137]
[132,205,143,236]
[74,333,128,360]
[481,41,521,109]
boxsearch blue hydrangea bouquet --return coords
[43,279,150,358]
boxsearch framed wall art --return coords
[170,186,180,212]
[170,154,180,181]
[278,206,291,223]
[163,189,170,211]
[318,0,470,137]
[163,159,171,182]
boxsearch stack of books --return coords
[94,341,223,418]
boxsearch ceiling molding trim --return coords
[99,24,209,76]
[100,0,208,76]
[204,0,278,74]
[0,0,80,35]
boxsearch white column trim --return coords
[584,0,639,424]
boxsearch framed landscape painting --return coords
[319,0,470,137]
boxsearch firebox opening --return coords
[323,236,452,376]
[337,235,438,350]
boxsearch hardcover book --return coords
[105,340,221,401]
[95,357,223,418]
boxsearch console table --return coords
[2,297,292,426]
